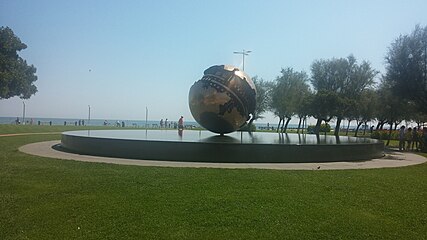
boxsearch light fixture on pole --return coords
[88,105,91,125]
[22,101,26,125]
[145,106,148,129]
[233,49,252,71]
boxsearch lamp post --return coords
[424,41,427,88]
[22,101,26,125]
[88,105,91,126]
[233,49,252,71]
[145,106,148,129]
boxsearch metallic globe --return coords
[189,65,257,134]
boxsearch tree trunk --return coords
[334,117,342,136]
[283,118,291,133]
[315,133,321,144]
[297,117,302,134]
[354,121,363,137]
[363,121,367,135]
[280,117,286,133]
[314,119,322,135]
[335,134,341,144]
[302,117,307,134]
[276,118,282,133]
[345,120,351,136]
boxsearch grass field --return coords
[1,125,426,239]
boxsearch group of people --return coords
[15,117,34,125]
[159,118,168,128]
[15,117,53,126]
[62,120,86,126]
[398,126,427,152]
[160,116,184,130]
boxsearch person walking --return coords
[399,125,406,151]
[178,116,184,130]
[411,127,419,151]
[406,127,412,151]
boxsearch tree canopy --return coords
[270,68,310,132]
[384,24,427,114]
[249,25,425,134]
[249,76,272,126]
[0,26,38,99]
[310,55,376,134]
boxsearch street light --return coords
[233,49,252,71]
[145,106,148,129]
[88,105,91,126]
[22,101,26,125]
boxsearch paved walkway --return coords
[0,132,61,137]
[19,140,427,170]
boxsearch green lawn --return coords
[0,125,426,239]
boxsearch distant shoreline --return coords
[0,116,363,130]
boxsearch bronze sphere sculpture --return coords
[189,65,257,134]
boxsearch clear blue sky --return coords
[1,0,427,124]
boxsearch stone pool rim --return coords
[60,130,384,163]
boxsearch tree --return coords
[376,80,408,146]
[308,90,340,134]
[384,24,427,114]
[410,111,427,127]
[352,89,376,137]
[295,86,312,133]
[248,76,272,127]
[343,97,359,135]
[0,26,37,99]
[342,58,377,133]
[372,89,388,130]
[270,68,310,133]
[310,58,344,134]
[310,55,376,135]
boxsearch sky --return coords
[1,0,427,124]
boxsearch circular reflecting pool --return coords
[61,130,384,163]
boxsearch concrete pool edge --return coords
[19,140,427,170]
[61,130,384,163]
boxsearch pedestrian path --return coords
[19,140,427,170]
[0,132,61,137]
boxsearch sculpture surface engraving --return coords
[189,65,256,134]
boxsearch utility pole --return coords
[145,106,148,129]
[233,49,252,71]
[22,101,26,125]
[88,105,91,125]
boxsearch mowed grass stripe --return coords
[0,125,426,239]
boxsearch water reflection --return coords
[277,133,291,144]
[64,130,380,145]
[298,133,307,145]
[201,135,240,143]
[335,135,341,144]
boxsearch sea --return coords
[0,116,300,129]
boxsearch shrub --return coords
[239,123,256,132]
[307,123,331,133]
[371,130,397,140]
[371,130,423,141]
